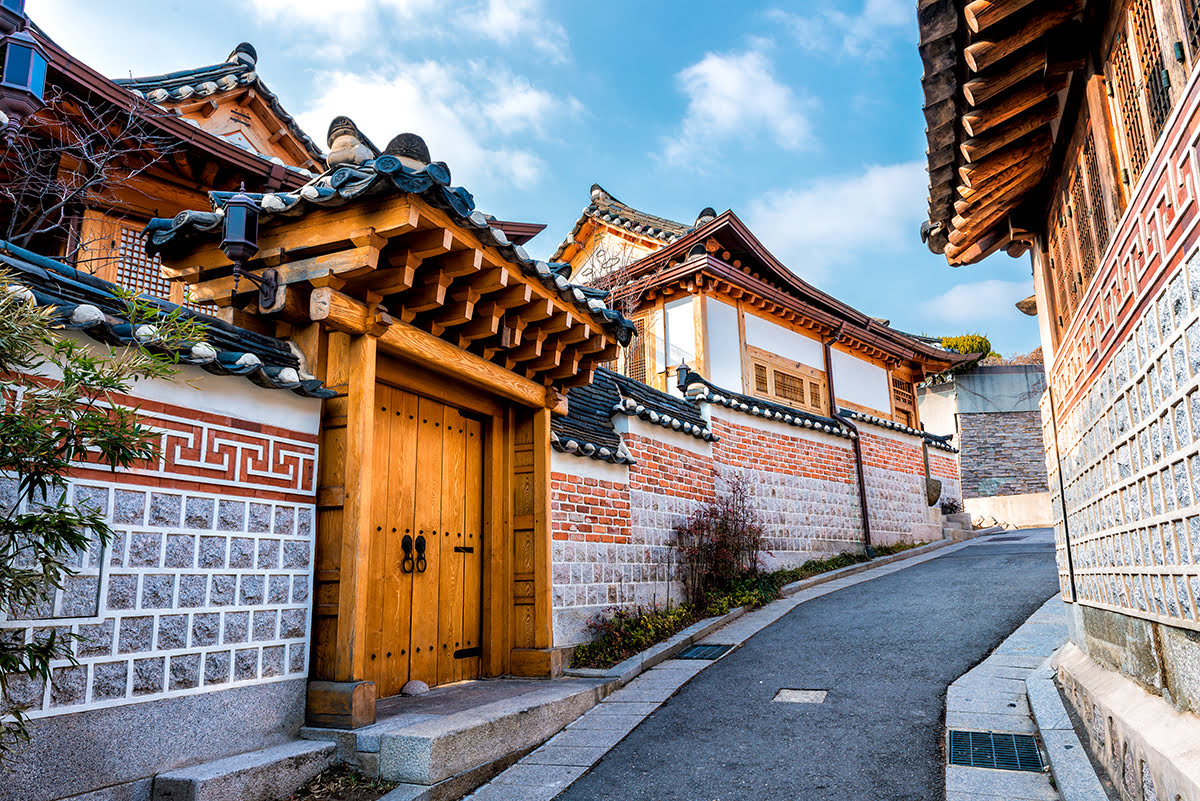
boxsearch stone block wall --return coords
[959,410,1048,498]
[0,371,322,801]
[550,407,959,645]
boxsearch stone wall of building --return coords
[959,410,1048,498]
[1039,63,1200,801]
[0,369,322,801]
[550,407,959,645]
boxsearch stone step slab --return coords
[152,739,335,801]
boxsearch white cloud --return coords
[297,61,573,192]
[250,0,567,61]
[662,46,812,167]
[918,280,1035,326]
[771,0,912,56]
[746,161,926,284]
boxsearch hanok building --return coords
[544,188,975,639]
[918,1,1200,796]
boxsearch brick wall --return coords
[550,409,960,644]
[0,376,321,720]
[959,411,1048,498]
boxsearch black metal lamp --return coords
[220,184,276,309]
[0,27,48,121]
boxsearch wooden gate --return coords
[367,383,484,696]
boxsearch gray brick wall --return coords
[0,480,315,718]
[959,411,1049,498]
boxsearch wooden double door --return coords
[368,383,484,696]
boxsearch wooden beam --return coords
[404,227,454,260]
[954,162,1044,216]
[309,286,393,335]
[946,226,1010,264]
[401,270,454,313]
[962,74,1067,137]
[951,169,1042,230]
[432,248,483,279]
[490,283,532,311]
[163,199,420,280]
[462,266,512,295]
[527,340,566,373]
[186,244,385,302]
[964,3,1081,73]
[960,98,1058,162]
[959,131,1051,188]
[949,194,1022,246]
[365,251,420,295]
[458,301,503,344]
[964,0,1038,33]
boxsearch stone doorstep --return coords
[151,739,335,801]
[371,680,612,786]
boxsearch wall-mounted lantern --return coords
[220,185,277,309]
[0,27,48,121]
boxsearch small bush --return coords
[675,474,766,608]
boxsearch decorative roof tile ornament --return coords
[115,42,324,167]
[144,122,636,347]
[0,240,334,398]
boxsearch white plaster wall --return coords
[832,349,891,412]
[664,297,696,367]
[706,298,743,392]
[549,450,630,482]
[743,311,824,370]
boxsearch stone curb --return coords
[564,531,990,686]
[1026,657,1109,801]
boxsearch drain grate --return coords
[675,644,734,660]
[948,730,1043,772]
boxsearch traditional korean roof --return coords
[622,211,977,376]
[114,43,324,167]
[144,124,635,346]
[676,367,853,440]
[551,368,714,464]
[551,184,691,263]
[838,408,957,453]
[918,1,1081,265]
[0,240,334,399]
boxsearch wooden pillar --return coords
[307,330,379,728]
[509,406,560,676]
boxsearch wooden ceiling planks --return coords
[920,0,1084,264]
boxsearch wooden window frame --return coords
[745,344,828,416]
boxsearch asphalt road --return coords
[557,534,1059,801]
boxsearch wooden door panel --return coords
[410,395,443,685]
[438,406,466,686]
[461,416,484,681]
[366,387,393,692]
[384,389,419,696]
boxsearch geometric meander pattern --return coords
[1048,248,1200,631]
[81,404,320,498]
[0,479,315,718]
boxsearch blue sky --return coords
[37,0,1040,355]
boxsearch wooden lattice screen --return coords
[1184,0,1200,61]
[1131,0,1171,137]
[115,228,211,314]
[1109,29,1151,182]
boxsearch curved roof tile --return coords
[144,156,636,346]
[0,240,335,399]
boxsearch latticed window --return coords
[1083,132,1111,249]
[748,354,826,415]
[115,228,210,313]
[1109,30,1150,180]
[625,318,647,383]
[1182,0,1200,63]
[754,363,769,394]
[116,228,174,301]
[891,376,917,427]
[1131,0,1171,136]
[1070,168,1097,284]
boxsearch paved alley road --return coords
[556,532,1059,801]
